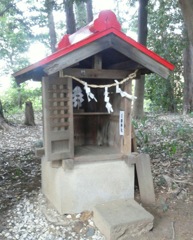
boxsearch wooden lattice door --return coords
[42,76,74,161]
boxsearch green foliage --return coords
[75,1,87,29]
[132,117,150,152]
[0,14,30,73]
[146,0,186,112]
[134,114,193,164]
[1,81,42,115]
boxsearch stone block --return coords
[93,199,154,240]
[41,158,134,214]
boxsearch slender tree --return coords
[45,0,57,53]
[86,0,93,23]
[179,0,193,114]
[133,0,148,118]
[0,2,14,16]
[75,1,87,29]
[145,0,184,112]
[63,0,76,34]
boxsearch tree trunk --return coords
[63,0,76,34]
[86,0,93,23]
[24,101,35,126]
[179,0,193,46]
[0,3,13,17]
[133,75,145,118]
[179,0,193,114]
[18,87,22,109]
[0,100,10,130]
[183,43,193,114]
[0,100,4,119]
[75,1,87,29]
[45,0,57,53]
[133,0,148,118]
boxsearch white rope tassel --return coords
[115,80,137,101]
[104,87,113,113]
[84,82,97,102]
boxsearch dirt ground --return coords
[132,193,193,240]
[0,112,193,239]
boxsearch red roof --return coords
[13,10,174,82]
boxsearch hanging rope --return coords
[61,69,138,89]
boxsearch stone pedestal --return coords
[41,157,134,214]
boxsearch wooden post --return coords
[121,80,132,155]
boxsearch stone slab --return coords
[136,154,155,205]
[93,199,154,240]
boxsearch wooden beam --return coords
[93,54,102,69]
[44,33,170,78]
[60,68,129,79]
[109,60,142,70]
[111,35,170,79]
[44,36,113,75]
[35,148,45,158]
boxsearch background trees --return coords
[146,0,185,113]
[179,0,193,114]
[0,0,192,116]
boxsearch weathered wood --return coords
[75,154,123,163]
[44,35,112,75]
[35,148,45,157]
[60,68,129,79]
[49,106,69,110]
[49,114,70,118]
[51,160,62,168]
[48,89,69,93]
[50,122,69,128]
[135,153,155,205]
[44,34,170,79]
[124,152,138,166]
[93,54,102,69]
[74,145,123,163]
[73,112,109,116]
[131,125,138,152]
[48,97,69,102]
[49,130,70,141]
[120,81,132,155]
[42,76,74,161]
[111,35,170,79]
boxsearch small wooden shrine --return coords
[14,10,174,214]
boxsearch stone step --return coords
[93,199,154,240]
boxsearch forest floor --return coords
[0,111,193,239]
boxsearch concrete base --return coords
[41,157,134,214]
[93,199,154,240]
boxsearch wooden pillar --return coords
[121,80,132,155]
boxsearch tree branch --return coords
[0,3,14,17]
